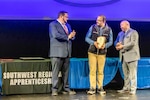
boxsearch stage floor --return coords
[1,89,150,100]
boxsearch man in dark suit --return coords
[114,20,140,95]
[49,11,76,96]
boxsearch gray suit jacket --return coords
[114,28,140,62]
[49,20,73,58]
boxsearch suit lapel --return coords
[125,29,132,37]
[123,29,133,44]
[56,20,67,34]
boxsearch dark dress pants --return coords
[51,57,70,92]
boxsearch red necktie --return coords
[63,25,68,35]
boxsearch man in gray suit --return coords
[49,11,76,96]
[114,20,140,95]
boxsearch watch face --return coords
[54,0,120,7]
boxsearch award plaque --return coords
[97,36,106,48]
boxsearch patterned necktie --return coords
[63,24,68,35]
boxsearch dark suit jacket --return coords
[49,20,73,58]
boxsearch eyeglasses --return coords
[64,16,68,18]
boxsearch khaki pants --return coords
[88,52,106,89]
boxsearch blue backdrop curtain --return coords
[69,58,119,89]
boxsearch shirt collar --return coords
[57,19,66,26]
[124,28,131,34]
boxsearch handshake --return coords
[116,42,123,50]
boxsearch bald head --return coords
[120,20,130,32]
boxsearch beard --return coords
[63,18,67,23]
